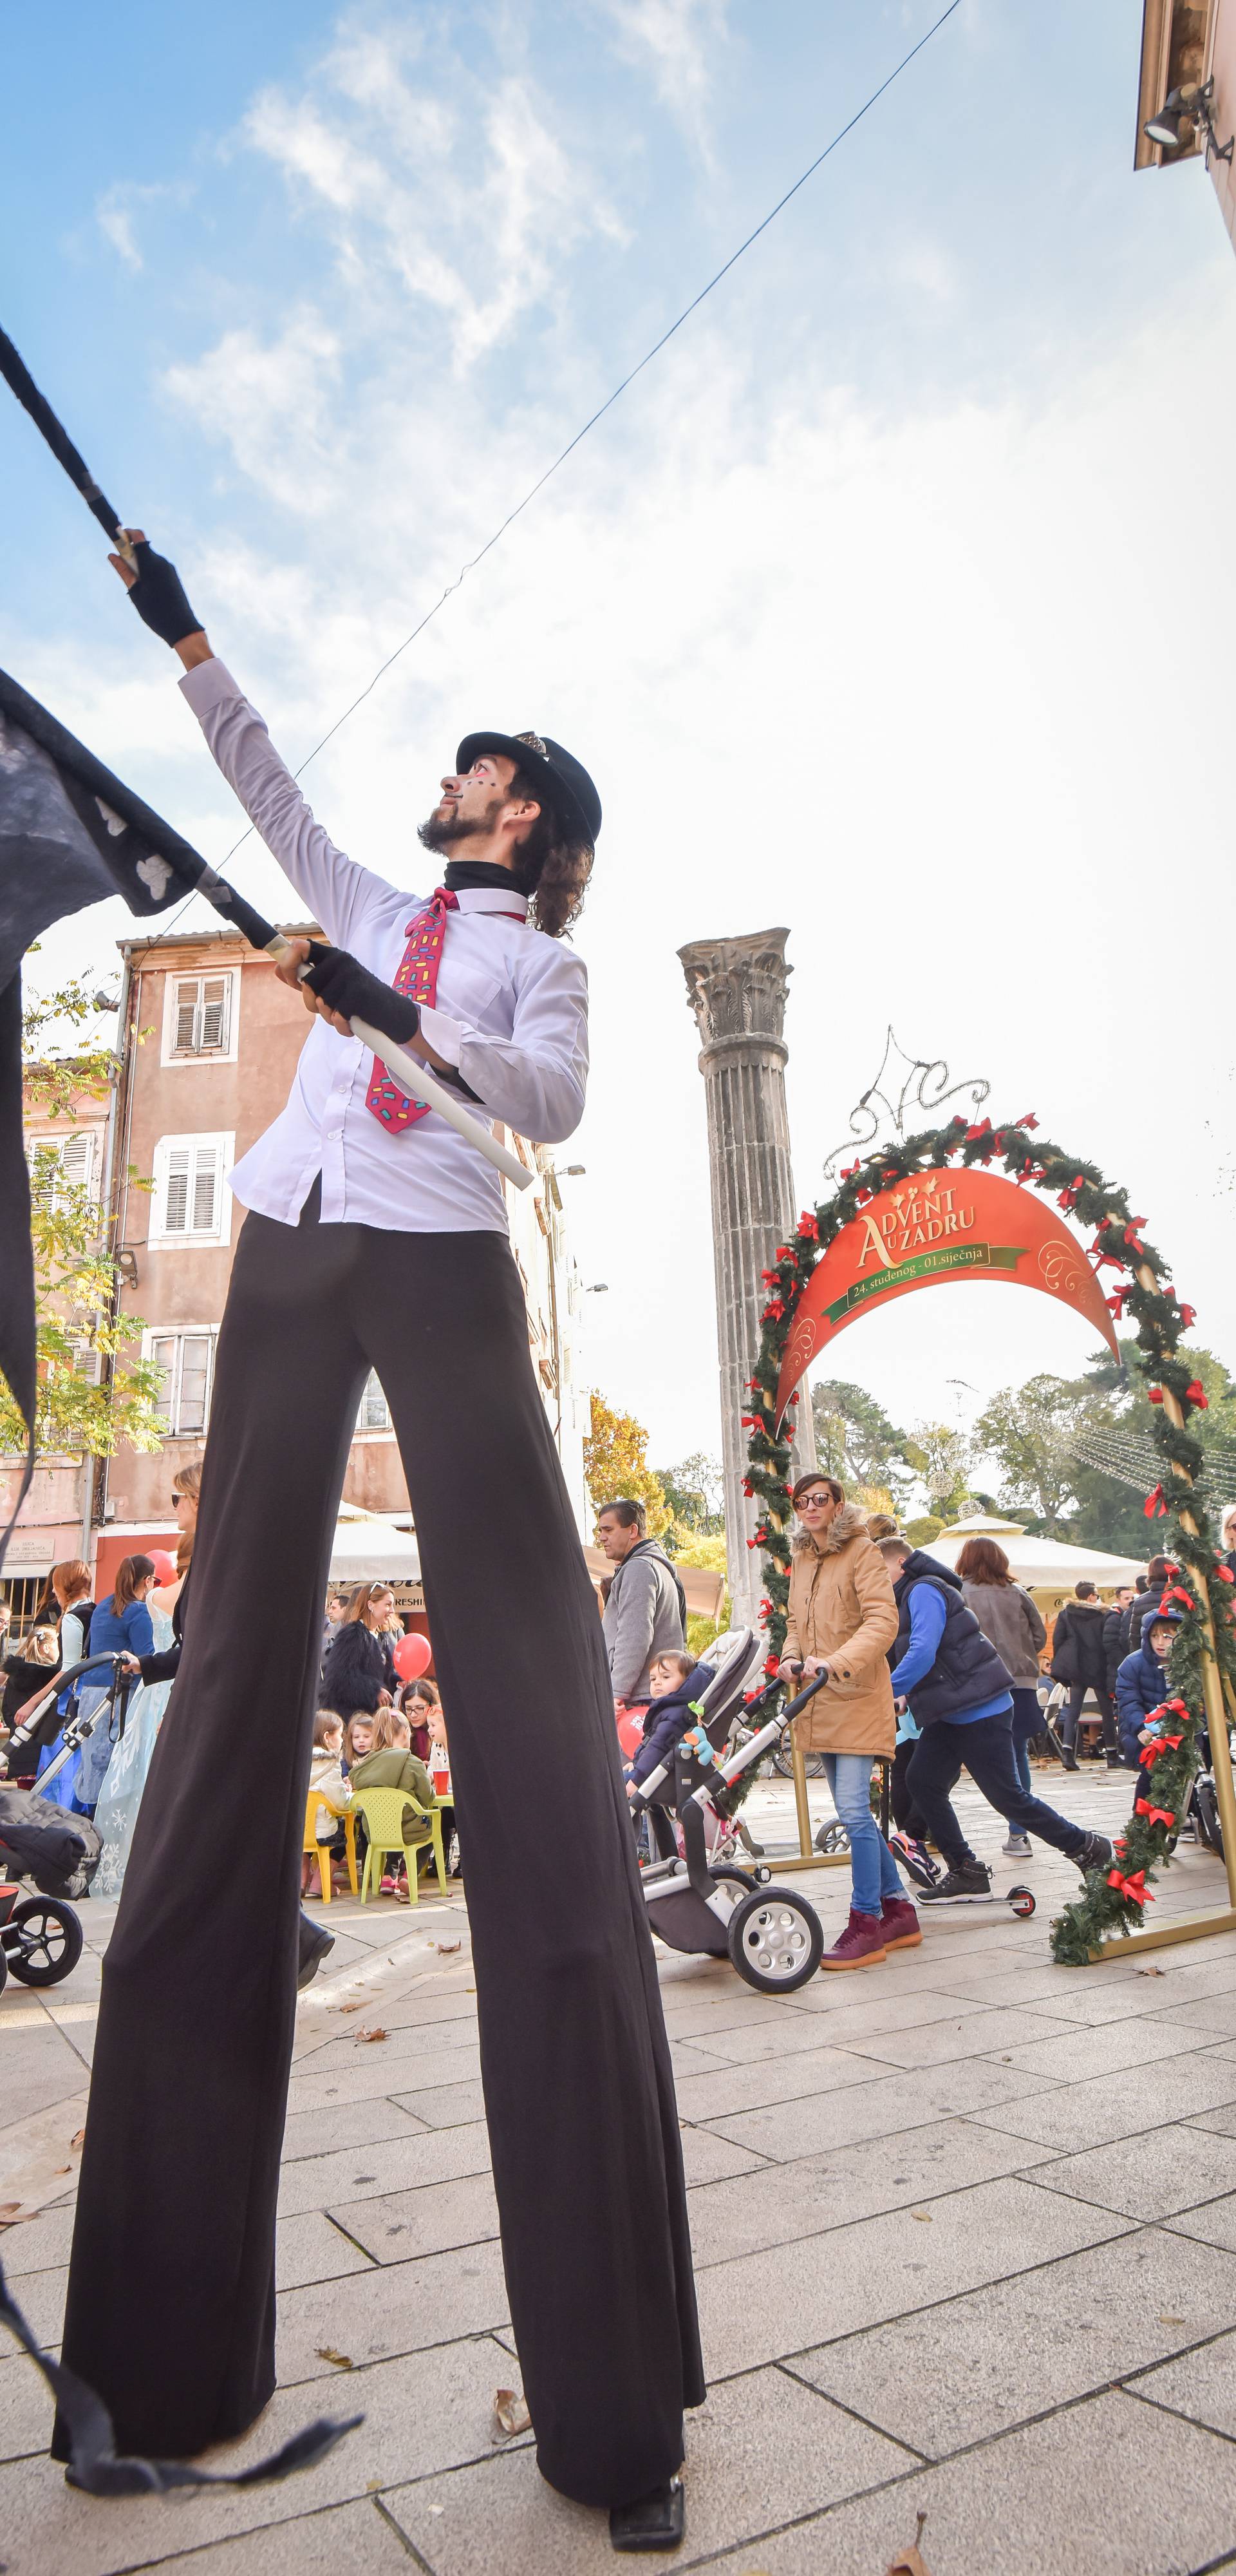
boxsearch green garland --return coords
[742,1112,1236,1964]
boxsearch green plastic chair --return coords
[349,1785,447,1904]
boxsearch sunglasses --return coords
[796,1492,833,1508]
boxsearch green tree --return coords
[584,1394,670,1538]
[2,978,164,1464]
[650,1452,724,1538]
[810,1379,912,1496]
[901,1421,975,1524]
[973,1373,1100,1537]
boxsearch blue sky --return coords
[5,2,1236,1468]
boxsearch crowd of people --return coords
[0,1524,454,1909]
[0,1481,1219,1951]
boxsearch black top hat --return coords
[455,729,601,846]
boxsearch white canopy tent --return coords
[328,1510,422,1586]
[926,1513,1147,1609]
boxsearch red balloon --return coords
[147,1549,177,1585]
[394,1629,432,1681]
[615,1708,644,1759]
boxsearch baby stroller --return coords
[630,1629,832,1994]
[0,1653,127,1983]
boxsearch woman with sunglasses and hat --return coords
[778,1473,920,1969]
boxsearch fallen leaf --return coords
[366,2480,382,2492]
[357,2027,388,2044]
[70,2129,85,2150]
[466,1984,476,1993]
[887,2510,933,2574]
[0,2204,22,2219]
[1159,2313,1186,2325]
[435,1940,461,1955]
[909,2210,932,2223]
[427,2505,444,2517]
[316,2346,353,2369]
[337,2001,366,2014]
[1138,1965,1166,1978]
[493,2387,532,2439]
[53,2166,71,2176]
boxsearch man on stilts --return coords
[57,537,702,2548]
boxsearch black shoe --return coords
[610,2480,685,2553]
[1104,1751,1123,1769]
[919,1861,991,1903]
[1047,1723,1079,1772]
[1072,1832,1114,1877]
[297,1911,334,1989]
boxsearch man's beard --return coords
[418,797,500,853]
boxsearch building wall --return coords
[0,1087,113,1606]
[51,924,591,1553]
[1211,0,1236,247]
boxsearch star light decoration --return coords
[820,1028,991,1186]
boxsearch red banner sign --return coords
[775,1167,1118,1426]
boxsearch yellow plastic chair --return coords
[301,1790,359,1902]
[350,1785,447,1904]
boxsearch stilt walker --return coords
[48,535,703,2544]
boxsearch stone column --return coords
[679,928,816,1631]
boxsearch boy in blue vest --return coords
[877,1534,1113,1901]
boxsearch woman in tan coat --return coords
[778,1473,920,1969]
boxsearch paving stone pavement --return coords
[3,1763,1236,2573]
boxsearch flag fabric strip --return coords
[823,1242,1025,1324]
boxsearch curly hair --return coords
[509,766,594,939]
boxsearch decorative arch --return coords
[742,1108,1236,1962]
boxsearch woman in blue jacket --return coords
[74,1557,157,1811]
[1115,1604,1181,1767]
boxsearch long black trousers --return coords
[905,1709,1088,1867]
[59,1197,703,2506]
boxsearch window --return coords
[357,1370,391,1431]
[148,1330,216,1435]
[27,1128,97,1206]
[162,967,238,1064]
[150,1134,234,1246]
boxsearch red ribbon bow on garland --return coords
[1139,1732,1184,1768]
[1144,1486,1168,1519]
[1136,1799,1177,1828]
[1107,1866,1154,1906]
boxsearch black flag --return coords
[0,668,274,1569]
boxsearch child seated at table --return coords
[303,1710,351,1895]
[349,1706,435,1899]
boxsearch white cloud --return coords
[161,313,343,511]
[597,0,729,141]
[95,181,185,271]
[241,26,625,372]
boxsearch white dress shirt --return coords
[179,658,589,1235]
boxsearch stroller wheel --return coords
[727,1886,823,1993]
[7,1898,83,1985]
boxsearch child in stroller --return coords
[628,1629,830,1993]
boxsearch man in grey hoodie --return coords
[597,1499,688,1707]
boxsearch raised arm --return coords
[109,533,387,947]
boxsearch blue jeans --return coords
[1010,1688,1041,1797]
[820,1752,906,1918]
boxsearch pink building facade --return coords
[1137,0,1236,252]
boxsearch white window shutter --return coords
[164,1148,190,1233]
[59,1130,94,1194]
[178,1334,212,1432]
[191,1146,220,1234]
[199,978,229,1051]
[150,1334,176,1426]
[173,980,199,1051]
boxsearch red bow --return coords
[1106,1286,1133,1317]
[1107,1867,1154,1906]
[1186,1379,1208,1408]
[763,1654,780,1676]
[1179,1302,1197,1328]
[1139,1732,1184,1768]
[1014,1112,1038,1130]
[796,1212,819,1241]
[1161,1585,1193,1612]
[1136,1799,1176,1828]
[1148,1387,1163,1405]
[1217,1566,1234,1586]
[965,1119,992,1142]
[1144,1486,1168,1519]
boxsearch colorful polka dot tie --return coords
[364,887,459,1133]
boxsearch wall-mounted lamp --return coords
[561,1164,586,1177]
[1145,77,1234,164]
[115,1246,139,1287]
[91,990,120,1013]
[585,1282,609,1295]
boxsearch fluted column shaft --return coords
[679,930,815,1630]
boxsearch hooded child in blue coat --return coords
[1116,1605,1183,1766]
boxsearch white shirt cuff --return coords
[416,1004,464,1069]
[178,657,246,718]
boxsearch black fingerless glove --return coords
[303,942,422,1046]
[127,540,204,649]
